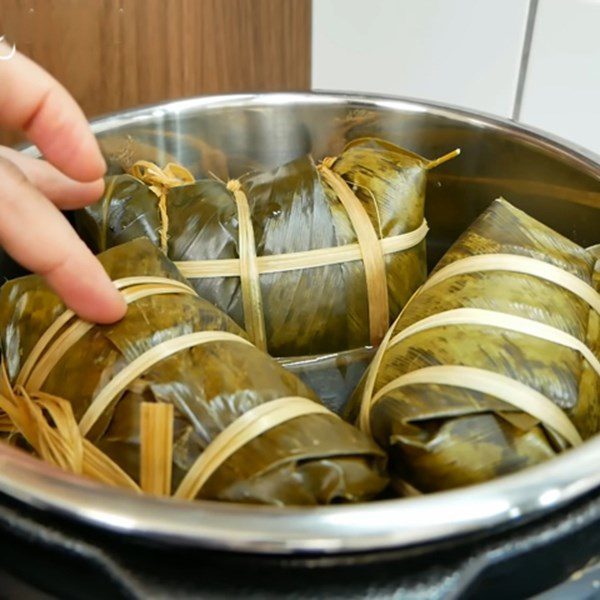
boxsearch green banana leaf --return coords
[0,239,388,505]
[76,138,429,357]
[348,198,600,493]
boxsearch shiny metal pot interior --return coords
[3,92,599,555]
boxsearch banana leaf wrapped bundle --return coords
[0,238,388,505]
[77,138,459,357]
[350,198,600,493]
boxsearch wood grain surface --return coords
[0,0,311,146]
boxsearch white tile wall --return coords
[313,0,600,155]
[520,0,600,156]
[312,0,531,117]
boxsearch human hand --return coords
[0,39,126,323]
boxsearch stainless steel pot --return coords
[4,92,599,555]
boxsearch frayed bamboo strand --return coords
[81,439,141,492]
[0,363,140,491]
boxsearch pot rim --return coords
[6,91,600,555]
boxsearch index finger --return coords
[0,157,126,323]
[0,39,106,182]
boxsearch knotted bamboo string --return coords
[0,367,81,473]
[318,158,390,346]
[0,277,195,491]
[359,251,600,446]
[1,277,338,498]
[129,161,195,252]
[226,179,267,351]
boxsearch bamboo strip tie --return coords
[21,279,197,392]
[80,438,141,491]
[79,331,336,497]
[386,307,600,378]
[140,402,174,496]
[175,396,334,500]
[73,326,338,497]
[318,158,390,346]
[226,179,268,351]
[129,162,269,350]
[359,251,600,446]
[17,276,195,388]
[371,366,582,447]
[1,277,196,492]
[0,277,197,492]
[78,331,254,436]
[358,303,410,434]
[176,220,429,278]
[422,254,600,314]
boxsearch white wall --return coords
[313,0,600,156]
[520,0,600,155]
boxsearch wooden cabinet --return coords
[0,0,311,146]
